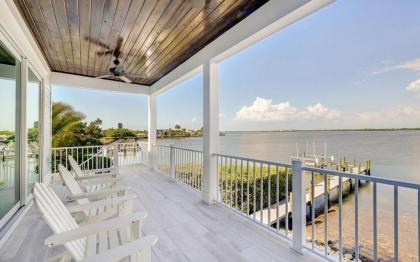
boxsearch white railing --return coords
[51,141,147,175]
[155,145,203,191]
[211,154,420,262]
[214,153,293,238]
[301,164,420,262]
[51,145,113,174]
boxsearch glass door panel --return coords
[0,42,20,220]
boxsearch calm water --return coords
[160,131,420,261]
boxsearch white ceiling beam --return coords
[150,0,334,95]
[51,72,150,95]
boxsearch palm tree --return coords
[52,102,86,147]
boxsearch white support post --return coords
[169,145,175,179]
[19,58,28,204]
[202,61,219,204]
[113,141,119,168]
[148,95,157,170]
[291,160,306,254]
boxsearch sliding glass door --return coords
[0,42,20,223]
[27,69,40,193]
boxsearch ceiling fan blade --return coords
[189,0,205,8]
[119,75,133,83]
[96,75,112,79]
[114,37,124,58]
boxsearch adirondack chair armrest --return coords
[78,177,123,186]
[81,235,158,262]
[66,194,136,213]
[68,186,129,200]
[76,173,117,181]
[45,212,148,247]
[92,167,117,174]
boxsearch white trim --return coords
[0,203,20,232]
[19,58,28,205]
[152,65,202,96]
[0,202,33,249]
[150,0,334,95]
[51,72,150,95]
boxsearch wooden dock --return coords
[253,169,368,226]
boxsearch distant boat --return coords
[219,132,226,136]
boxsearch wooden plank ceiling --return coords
[14,0,269,86]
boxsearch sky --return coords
[4,0,420,131]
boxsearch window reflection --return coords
[27,69,40,193]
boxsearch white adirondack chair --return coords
[59,164,125,198]
[68,155,118,181]
[33,183,157,262]
[58,164,134,223]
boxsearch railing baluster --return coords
[230,157,233,208]
[260,162,263,224]
[418,189,420,262]
[225,157,228,205]
[246,161,250,215]
[339,177,343,262]
[311,171,315,249]
[324,174,328,256]
[240,159,244,213]
[268,164,271,227]
[235,158,238,210]
[253,161,256,220]
[285,168,289,236]
[373,182,378,262]
[394,186,398,262]
[276,165,279,232]
[355,178,359,261]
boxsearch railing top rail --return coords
[156,144,203,153]
[303,166,420,190]
[52,145,105,150]
[213,153,292,168]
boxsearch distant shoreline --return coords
[222,128,420,133]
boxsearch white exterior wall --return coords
[0,1,52,188]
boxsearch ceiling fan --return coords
[85,36,134,83]
[96,58,133,83]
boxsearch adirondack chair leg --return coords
[132,247,151,262]
[118,199,133,216]
[46,251,72,262]
[131,219,143,239]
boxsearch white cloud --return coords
[406,79,420,93]
[373,58,420,74]
[191,117,197,123]
[234,97,340,121]
[357,106,420,122]
[300,103,341,120]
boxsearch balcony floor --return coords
[0,165,322,262]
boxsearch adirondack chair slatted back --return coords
[33,183,86,261]
[58,164,89,206]
[68,155,86,178]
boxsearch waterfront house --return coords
[0,0,419,261]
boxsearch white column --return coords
[148,95,157,170]
[19,58,28,204]
[41,75,52,185]
[291,160,306,254]
[202,61,219,204]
